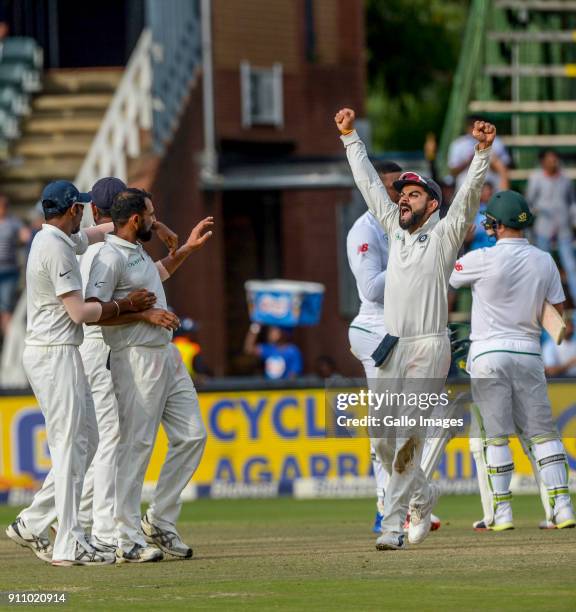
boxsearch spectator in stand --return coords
[244,323,303,380]
[526,149,576,306]
[448,114,510,191]
[464,181,497,253]
[172,317,213,385]
[0,194,31,336]
[543,316,576,378]
[315,355,339,380]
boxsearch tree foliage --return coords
[366,0,469,151]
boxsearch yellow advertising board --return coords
[1,385,575,496]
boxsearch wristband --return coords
[340,128,354,136]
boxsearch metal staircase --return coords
[439,0,576,183]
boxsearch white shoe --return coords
[489,501,514,532]
[408,483,440,544]
[116,543,164,563]
[141,512,192,558]
[554,504,576,529]
[52,542,115,567]
[6,517,53,563]
[90,535,116,553]
[375,532,405,551]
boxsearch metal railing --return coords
[74,29,153,193]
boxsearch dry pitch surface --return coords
[0,495,574,610]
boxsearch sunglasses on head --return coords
[399,171,427,184]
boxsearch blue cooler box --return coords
[245,280,325,327]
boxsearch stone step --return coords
[485,64,576,77]
[469,100,576,115]
[14,135,93,158]
[495,0,576,10]
[488,30,576,43]
[500,134,576,148]
[22,115,102,135]
[42,68,122,94]
[0,158,80,181]
[509,167,576,181]
[0,180,44,204]
[32,93,112,113]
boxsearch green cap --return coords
[485,190,534,229]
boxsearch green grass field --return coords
[0,495,574,610]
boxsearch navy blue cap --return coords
[41,180,91,213]
[90,177,127,211]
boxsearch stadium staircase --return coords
[0,68,122,216]
[439,0,576,183]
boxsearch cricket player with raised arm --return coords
[77,177,179,554]
[346,161,439,535]
[450,190,575,531]
[5,180,156,566]
[85,188,211,563]
[335,107,494,550]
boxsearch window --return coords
[240,61,283,128]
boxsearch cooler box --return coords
[245,279,325,327]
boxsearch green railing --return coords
[437,0,490,177]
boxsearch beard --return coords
[398,206,425,230]
[136,225,153,242]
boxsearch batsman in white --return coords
[336,107,494,550]
[346,161,439,534]
[450,190,575,531]
[5,180,155,566]
[86,188,212,563]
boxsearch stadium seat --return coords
[0,85,29,116]
[0,62,40,93]
[0,106,19,140]
[0,37,43,70]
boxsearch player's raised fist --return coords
[334,108,355,133]
[472,120,496,150]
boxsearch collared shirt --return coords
[346,210,388,320]
[448,133,510,190]
[85,233,171,350]
[526,169,575,240]
[342,129,490,337]
[25,224,89,346]
[450,238,565,344]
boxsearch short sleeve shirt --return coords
[25,224,89,346]
[85,234,172,350]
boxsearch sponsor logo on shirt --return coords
[454,262,463,271]
[357,243,369,254]
[94,280,107,288]
[128,255,146,268]
[59,269,72,277]
[418,234,428,243]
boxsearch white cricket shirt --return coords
[342,130,491,338]
[25,224,89,346]
[346,210,388,319]
[85,234,172,350]
[450,238,565,347]
[79,241,105,341]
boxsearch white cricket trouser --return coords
[349,321,390,498]
[372,332,451,536]
[78,338,120,543]
[19,345,99,560]
[111,343,207,552]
